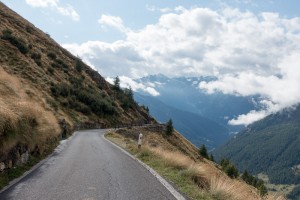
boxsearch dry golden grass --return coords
[109,128,287,200]
[0,67,60,154]
[113,127,288,200]
[0,100,18,134]
[150,147,194,169]
[143,143,285,200]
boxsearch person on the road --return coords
[138,133,143,150]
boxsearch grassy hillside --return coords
[106,126,284,200]
[0,1,152,183]
[214,105,300,198]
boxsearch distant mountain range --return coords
[134,74,257,148]
[135,93,229,149]
[214,104,300,199]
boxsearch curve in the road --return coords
[0,129,185,200]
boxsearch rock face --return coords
[0,144,29,171]
[0,162,5,171]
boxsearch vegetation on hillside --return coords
[165,118,174,136]
[106,127,283,200]
[1,29,29,54]
[0,1,152,190]
[214,105,300,198]
[199,144,209,159]
[0,68,60,154]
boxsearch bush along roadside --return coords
[219,158,268,196]
[199,143,268,197]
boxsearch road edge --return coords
[0,132,78,194]
[103,131,186,200]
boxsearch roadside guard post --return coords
[138,133,143,150]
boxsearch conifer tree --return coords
[114,76,120,90]
[199,144,209,159]
[165,119,174,136]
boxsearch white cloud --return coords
[63,7,300,125]
[25,0,58,7]
[26,0,79,21]
[146,5,172,13]
[229,110,268,126]
[144,87,160,96]
[200,52,300,125]
[105,76,160,96]
[98,15,129,33]
[56,4,80,21]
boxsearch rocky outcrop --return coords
[0,143,29,172]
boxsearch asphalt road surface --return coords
[0,129,180,200]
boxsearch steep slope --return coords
[107,126,282,200]
[0,2,151,172]
[135,93,229,149]
[214,105,300,186]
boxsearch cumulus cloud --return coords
[63,6,300,125]
[26,0,79,21]
[106,76,160,96]
[200,52,300,125]
[26,0,58,7]
[98,15,129,33]
[63,40,145,78]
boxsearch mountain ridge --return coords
[135,74,256,132]
[135,93,229,149]
[214,104,300,198]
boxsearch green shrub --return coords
[220,158,239,178]
[50,83,70,97]
[25,25,33,34]
[75,58,84,72]
[241,170,268,196]
[67,97,91,115]
[47,52,56,60]
[47,67,54,74]
[50,82,117,116]
[31,52,41,60]
[69,77,83,87]
[55,59,69,69]
[31,52,42,66]
[2,29,29,54]
[224,164,239,178]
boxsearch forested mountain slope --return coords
[214,105,300,185]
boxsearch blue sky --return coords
[2,0,300,125]
[2,0,300,44]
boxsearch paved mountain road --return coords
[0,130,181,200]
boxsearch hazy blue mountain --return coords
[135,74,256,133]
[135,93,229,149]
[214,105,300,187]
